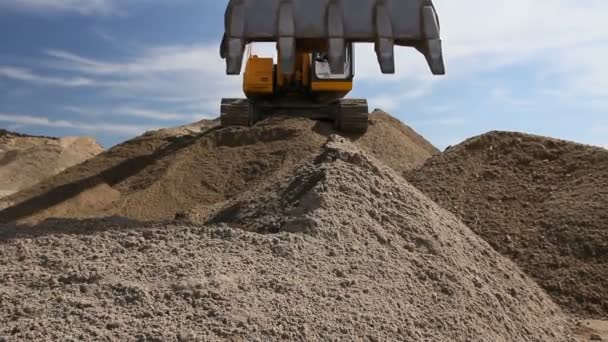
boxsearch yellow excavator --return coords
[220,0,445,133]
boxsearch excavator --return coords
[220,0,445,133]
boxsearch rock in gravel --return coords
[0,136,574,341]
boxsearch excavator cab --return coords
[220,0,445,133]
[313,47,352,81]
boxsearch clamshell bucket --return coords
[221,0,445,76]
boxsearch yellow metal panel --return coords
[301,53,311,86]
[243,56,274,95]
[310,81,353,92]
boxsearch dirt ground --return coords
[0,112,437,225]
[575,319,608,341]
[0,130,103,200]
[407,131,608,318]
[0,190,14,198]
[0,137,574,341]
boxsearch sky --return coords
[0,0,606,150]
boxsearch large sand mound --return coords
[407,131,608,318]
[0,137,573,341]
[0,112,437,224]
[0,130,103,202]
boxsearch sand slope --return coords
[0,137,573,341]
[407,131,608,318]
[0,112,437,224]
[0,130,103,200]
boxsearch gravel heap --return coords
[0,130,103,202]
[407,131,608,318]
[0,112,437,224]
[0,136,572,341]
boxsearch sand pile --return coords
[0,112,437,224]
[407,131,608,318]
[0,137,573,341]
[0,130,103,202]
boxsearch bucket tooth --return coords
[226,38,245,75]
[375,38,395,74]
[327,1,345,74]
[278,37,296,75]
[278,1,296,74]
[374,3,395,74]
[224,2,246,75]
[417,5,445,75]
[329,38,346,74]
[417,39,445,75]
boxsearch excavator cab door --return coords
[310,44,354,95]
[312,44,353,81]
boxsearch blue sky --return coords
[0,0,606,149]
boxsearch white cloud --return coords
[45,46,226,75]
[416,117,467,127]
[0,0,117,15]
[426,105,451,114]
[366,96,400,112]
[0,113,154,135]
[366,82,434,112]
[65,106,210,121]
[549,45,608,97]
[352,0,608,103]
[589,124,608,134]
[436,0,608,95]
[41,44,241,114]
[118,108,200,121]
[0,66,96,87]
[489,87,533,108]
[91,28,116,42]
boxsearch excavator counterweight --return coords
[220,0,445,133]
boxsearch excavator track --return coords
[220,98,369,133]
[337,99,369,134]
[220,98,252,127]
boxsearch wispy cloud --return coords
[0,113,155,135]
[363,80,436,112]
[489,88,533,108]
[590,125,608,135]
[64,106,210,121]
[366,96,400,112]
[91,28,116,42]
[0,0,118,16]
[426,105,451,114]
[118,108,207,121]
[437,0,608,99]
[40,45,241,114]
[416,117,467,127]
[0,66,96,87]
[45,46,226,75]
